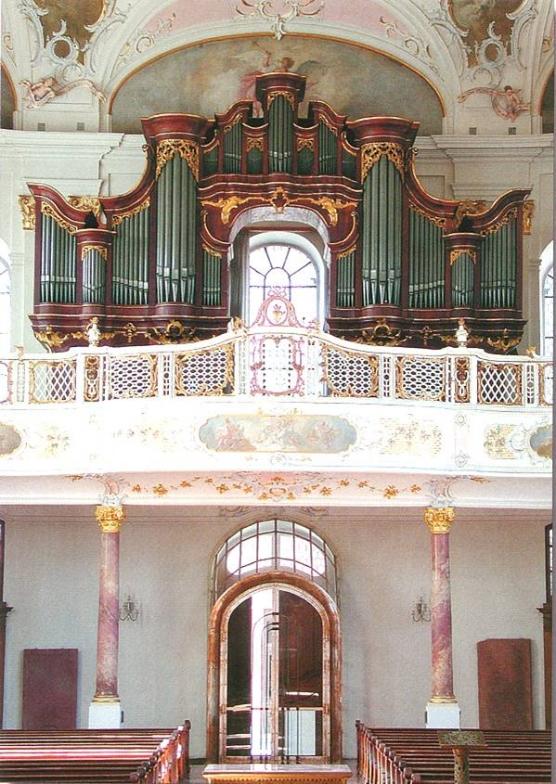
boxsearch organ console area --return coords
[22,72,530,352]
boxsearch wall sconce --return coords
[119,594,139,622]
[412,597,431,623]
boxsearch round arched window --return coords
[214,519,337,600]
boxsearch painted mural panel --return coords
[448,0,522,65]
[199,413,357,453]
[111,36,443,135]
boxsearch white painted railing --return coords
[0,325,552,408]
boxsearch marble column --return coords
[88,504,124,729]
[424,506,461,728]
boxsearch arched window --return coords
[214,519,337,600]
[244,232,326,327]
[540,243,553,358]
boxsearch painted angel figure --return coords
[458,84,529,121]
[21,76,105,108]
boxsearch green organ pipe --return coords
[223,121,242,174]
[82,249,106,304]
[268,96,293,173]
[202,249,222,306]
[361,155,403,306]
[39,214,77,303]
[451,252,474,307]
[318,122,336,175]
[113,205,150,305]
[156,153,197,303]
[336,250,356,308]
[480,218,517,308]
[409,209,445,308]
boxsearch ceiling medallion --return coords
[236,0,324,40]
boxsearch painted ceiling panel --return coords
[111,35,443,135]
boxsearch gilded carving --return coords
[246,136,265,152]
[480,207,518,236]
[424,506,455,534]
[202,195,259,224]
[267,90,296,108]
[68,196,102,216]
[81,243,108,260]
[337,246,356,260]
[522,200,534,235]
[454,199,488,225]
[360,142,406,180]
[486,331,520,352]
[449,248,477,266]
[18,195,36,230]
[95,504,125,533]
[34,325,71,351]
[302,196,358,226]
[409,202,447,228]
[112,198,150,226]
[41,202,78,234]
[358,319,403,346]
[155,139,199,180]
[296,137,315,151]
[223,113,243,133]
[149,320,198,344]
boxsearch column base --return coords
[425,700,461,728]
[88,699,122,728]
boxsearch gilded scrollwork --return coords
[112,198,150,226]
[480,207,518,236]
[34,325,70,351]
[267,90,296,108]
[302,196,358,226]
[246,136,265,152]
[18,195,36,230]
[424,506,455,534]
[449,248,477,266]
[148,320,198,344]
[201,195,259,224]
[67,196,102,216]
[360,142,406,180]
[41,202,79,234]
[409,202,447,228]
[296,137,315,151]
[522,200,534,235]
[81,243,108,260]
[155,139,200,180]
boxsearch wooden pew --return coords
[356,722,551,784]
[0,723,190,784]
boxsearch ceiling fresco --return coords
[110,35,444,135]
[34,0,106,63]
[447,0,523,65]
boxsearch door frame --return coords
[207,571,342,763]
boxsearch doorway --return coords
[221,585,328,762]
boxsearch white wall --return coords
[3,510,547,757]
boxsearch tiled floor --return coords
[187,762,358,784]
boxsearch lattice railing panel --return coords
[478,361,522,405]
[0,361,11,404]
[175,345,233,396]
[29,359,77,404]
[322,345,379,397]
[107,355,158,399]
[249,336,304,396]
[541,363,553,406]
[396,356,446,401]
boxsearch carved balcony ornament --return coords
[236,0,325,40]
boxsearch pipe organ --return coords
[24,72,530,352]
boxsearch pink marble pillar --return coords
[424,507,456,705]
[93,505,124,703]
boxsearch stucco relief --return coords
[379,418,443,456]
[199,413,357,454]
[0,422,23,457]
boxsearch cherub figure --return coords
[21,76,105,108]
[458,84,529,121]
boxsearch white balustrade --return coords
[0,326,551,409]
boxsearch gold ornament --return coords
[246,136,265,152]
[112,198,150,226]
[267,90,296,108]
[81,243,108,260]
[449,248,477,266]
[424,506,455,534]
[296,137,315,151]
[155,139,199,180]
[67,196,102,216]
[360,142,406,180]
[95,504,125,533]
[18,195,36,230]
[522,200,534,235]
[41,202,78,234]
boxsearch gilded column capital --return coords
[95,504,125,533]
[424,506,455,534]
